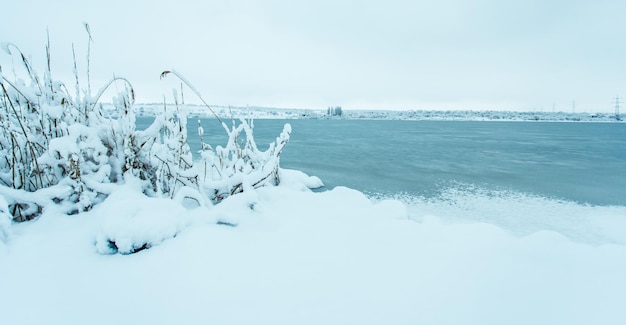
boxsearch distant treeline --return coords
[327,106,343,116]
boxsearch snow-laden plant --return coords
[0,30,291,224]
[0,34,156,220]
[198,118,291,203]
[129,101,196,199]
[160,71,291,204]
[0,35,139,220]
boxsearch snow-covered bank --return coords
[2,170,625,325]
[127,103,624,122]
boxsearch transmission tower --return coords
[614,95,623,121]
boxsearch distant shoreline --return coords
[98,103,623,123]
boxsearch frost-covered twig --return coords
[159,70,226,128]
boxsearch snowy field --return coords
[2,168,625,325]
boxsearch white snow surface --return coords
[1,170,625,325]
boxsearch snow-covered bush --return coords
[0,31,291,223]
[159,71,291,204]
[198,118,291,203]
[0,31,152,220]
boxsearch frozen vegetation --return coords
[1,33,626,325]
[0,36,290,247]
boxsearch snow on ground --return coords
[1,170,626,325]
[378,188,626,247]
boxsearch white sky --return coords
[2,0,626,112]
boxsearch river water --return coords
[148,118,624,205]
[138,117,626,243]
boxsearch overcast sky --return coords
[2,0,626,112]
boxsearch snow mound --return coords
[94,182,192,255]
[207,187,259,228]
[278,168,324,191]
[92,169,324,254]
[0,196,10,247]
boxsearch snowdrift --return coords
[2,170,626,325]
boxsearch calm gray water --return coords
[137,118,626,207]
